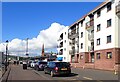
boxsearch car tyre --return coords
[50,71,54,77]
[44,71,47,74]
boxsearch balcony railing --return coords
[57,44,63,48]
[86,19,94,29]
[58,52,63,55]
[88,33,94,41]
[68,30,79,39]
[57,38,63,41]
[88,46,94,52]
[69,50,75,55]
[75,49,79,53]
[116,3,120,16]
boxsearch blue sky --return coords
[2,2,102,41]
[1,2,102,56]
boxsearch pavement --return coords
[7,64,44,80]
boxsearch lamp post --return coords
[26,38,29,56]
[5,40,8,71]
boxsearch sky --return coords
[0,2,102,57]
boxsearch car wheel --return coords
[44,70,47,74]
[50,71,54,77]
[37,67,39,71]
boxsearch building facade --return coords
[57,27,71,62]
[58,0,120,71]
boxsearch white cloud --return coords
[0,22,67,56]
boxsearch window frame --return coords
[81,43,83,49]
[107,19,112,27]
[107,35,111,43]
[81,32,83,38]
[97,24,101,32]
[106,52,112,59]
[97,10,101,18]
[96,53,100,60]
[97,38,100,45]
[107,3,111,12]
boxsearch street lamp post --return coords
[26,38,29,56]
[5,40,8,71]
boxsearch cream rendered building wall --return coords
[62,27,70,62]
[79,19,88,53]
[94,1,116,51]
[57,27,70,62]
[115,0,120,47]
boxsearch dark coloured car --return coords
[44,61,71,77]
[27,60,32,67]
[34,61,47,71]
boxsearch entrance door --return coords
[91,53,94,63]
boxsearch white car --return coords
[30,61,36,68]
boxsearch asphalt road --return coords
[33,67,118,81]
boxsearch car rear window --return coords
[41,62,47,64]
[56,62,70,67]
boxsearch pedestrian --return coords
[17,61,19,65]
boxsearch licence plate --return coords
[61,68,67,70]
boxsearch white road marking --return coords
[83,77,93,80]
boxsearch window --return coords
[97,38,100,45]
[107,19,111,27]
[81,21,83,27]
[97,10,101,17]
[64,40,66,43]
[80,55,83,60]
[81,43,83,49]
[97,24,101,31]
[65,32,66,35]
[64,48,66,51]
[107,35,111,43]
[107,3,111,12]
[96,53,100,59]
[106,52,112,59]
[91,30,94,33]
[64,57,66,60]
[81,32,83,38]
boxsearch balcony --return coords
[68,30,79,39]
[75,39,79,45]
[69,50,75,55]
[75,49,79,53]
[88,33,94,41]
[86,19,94,30]
[57,44,63,48]
[88,46,94,52]
[57,38,63,42]
[58,52,63,55]
[116,3,120,16]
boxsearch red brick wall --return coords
[114,48,120,64]
[70,48,120,71]
[94,48,116,71]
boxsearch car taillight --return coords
[55,67,58,71]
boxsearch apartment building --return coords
[57,27,71,62]
[66,0,120,71]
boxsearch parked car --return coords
[44,61,71,77]
[34,61,47,71]
[30,61,36,68]
[27,60,32,67]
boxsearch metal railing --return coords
[88,33,94,41]
[88,46,94,51]
[86,19,94,29]
[116,3,120,15]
